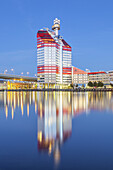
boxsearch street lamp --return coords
[27,72,29,76]
[11,68,14,74]
[4,69,8,74]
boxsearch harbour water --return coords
[0,91,113,170]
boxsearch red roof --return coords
[37,30,72,52]
[37,30,56,44]
[73,67,87,74]
[88,71,106,75]
[62,39,71,48]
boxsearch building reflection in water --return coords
[37,91,113,164]
[37,92,72,164]
[1,91,38,119]
[37,92,113,163]
[0,91,113,163]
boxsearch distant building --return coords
[72,66,88,86]
[0,80,7,89]
[37,18,72,88]
[88,71,110,84]
[107,70,113,84]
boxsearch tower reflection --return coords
[37,92,72,164]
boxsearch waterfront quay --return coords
[0,88,113,92]
[0,72,113,91]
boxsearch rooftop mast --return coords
[52,18,60,36]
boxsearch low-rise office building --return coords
[88,71,110,85]
[72,66,88,86]
[107,70,113,83]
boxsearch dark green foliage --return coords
[110,83,113,87]
[70,84,74,88]
[82,84,85,88]
[88,81,93,87]
[94,81,98,87]
[98,81,104,87]
[88,81,104,87]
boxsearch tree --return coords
[110,83,113,87]
[88,81,93,87]
[94,81,98,87]
[70,84,74,89]
[98,81,104,87]
[82,84,85,88]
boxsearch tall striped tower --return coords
[37,18,72,88]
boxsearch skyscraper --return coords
[37,18,72,88]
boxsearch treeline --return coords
[88,81,104,87]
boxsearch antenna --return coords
[52,18,60,36]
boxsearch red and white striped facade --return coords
[37,19,72,86]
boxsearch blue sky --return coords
[0,0,113,76]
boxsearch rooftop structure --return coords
[52,18,60,36]
[0,73,37,82]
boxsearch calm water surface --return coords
[0,91,113,170]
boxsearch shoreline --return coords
[0,88,113,92]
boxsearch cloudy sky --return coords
[0,0,113,76]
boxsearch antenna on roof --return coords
[52,18,60,36]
